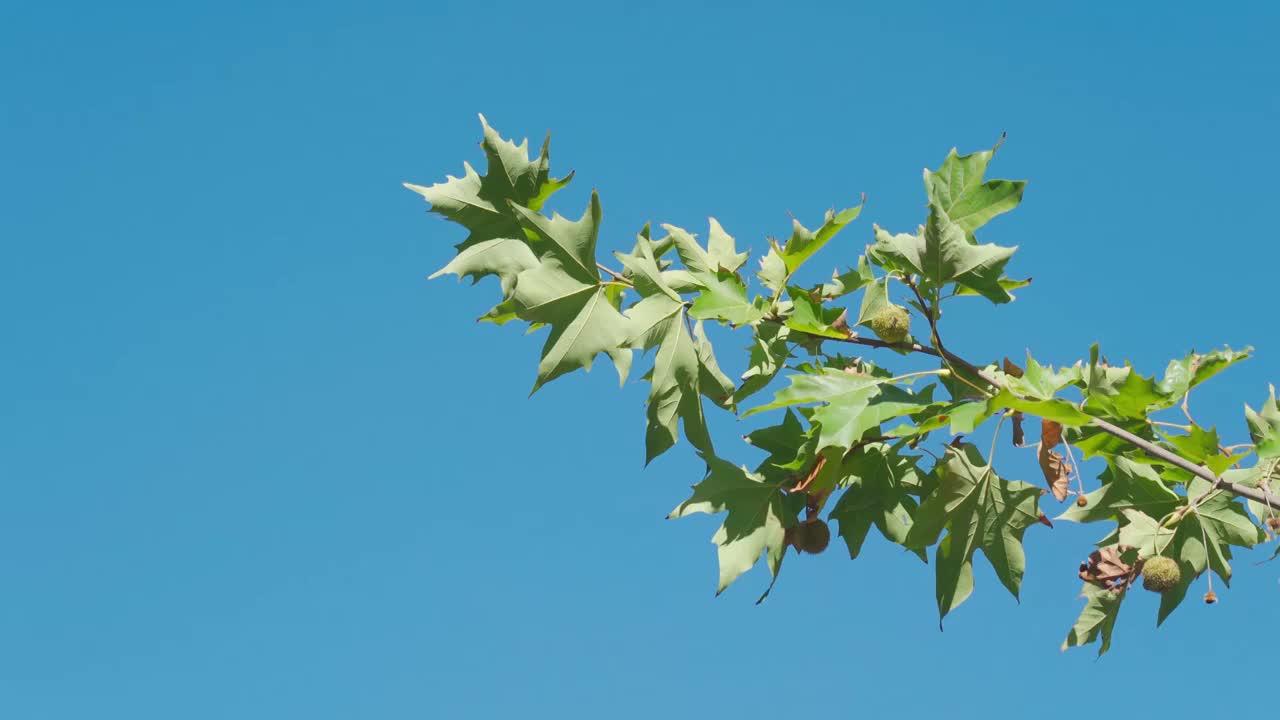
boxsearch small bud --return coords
[1203,590,1218,605]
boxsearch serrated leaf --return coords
[1154,516,1209,625]
[987,388,1093,427]
[757,206,863,295]
[905,443,1042,620]
[855,276,895,328]
[1057,457,1181,524]
[1159,346,1252,398]
[409,115,571,274]
[615,232,683,303]
[869,225,925,276]
[744,409,810,482]
[664,219,749,274]
[829,444,927,560]
[624,294,729,463]
[923,141,1025,234]
[921,208,1017,294]
[1061,583,1125,655]
[735,322,792,404]
[777,206,863,275]
[669,454,805,595]
[784,288,848,339]
[506,194,631,391]
[428,237,539,297]
[689,270,768,327]
[1245,385,1280,459]
[817,256,875,299]
[743,369,929,451]
[1006,354,1082,399]
[1184,477,1267,583]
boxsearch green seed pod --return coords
[1141,556,1181,593]
[867,305,911,344]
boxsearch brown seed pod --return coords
[1203,590,1218,604]
[1076,495,1088,508]
[794,519,830,555]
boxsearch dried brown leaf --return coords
[1011,411,1025,447]
[1041,418,1062,449]
[1039,446,1071,501]
[1002,357,1025,379]
[1079,545,1138,591]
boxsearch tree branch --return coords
[793,328,1280,508]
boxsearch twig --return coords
[776,324,1280,508]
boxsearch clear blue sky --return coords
[3,1,1278,717]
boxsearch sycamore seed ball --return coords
[796,519,831,555]
[1141,556,1181,593]
[868,305,911,344]
[1076,495,1088,508]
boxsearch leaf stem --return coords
[597,262,629,283]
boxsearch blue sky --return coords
[3,1,1278,717]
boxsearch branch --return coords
[793,328,1280,508]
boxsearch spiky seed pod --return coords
[1141,556,1181,593]
[1203,590,1218,604]
[1076,495,1088,508]
[867,305,911,344]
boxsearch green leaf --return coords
[624,294,730,463]
[669,454,805,595]
[664,219,750,274]
[1245,385,1280,459]
[923,142,1026,234]
[1184,477,1267,584]
[869,225,925,276]
[743,369,929,451]
[784,288,847,339]
[743,409,810,482]
[615,232,683,303]
[816,256,875,299]
[1159,346,1252,398]
[1154,515,1210,625]
[776,206,863,275]
[1006,354,1082,399]
[1116,510,1176,559]
[921,208,1016,294]
[1057,457,1181,524]
[829,444,927,560]
[1061,584,1126,656]
[688,270,768,327]
[1158,424,1240,475]
[855,276,895,329]
[758,206,863,295]
[506,194,631,391]
[735,322,792,404]
[986,388,1093,427]
[945,400,995,434]
[408,115,571,271]
[1071,419,1156,460]
[428,237,539,297]
[905,443,1042,620]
